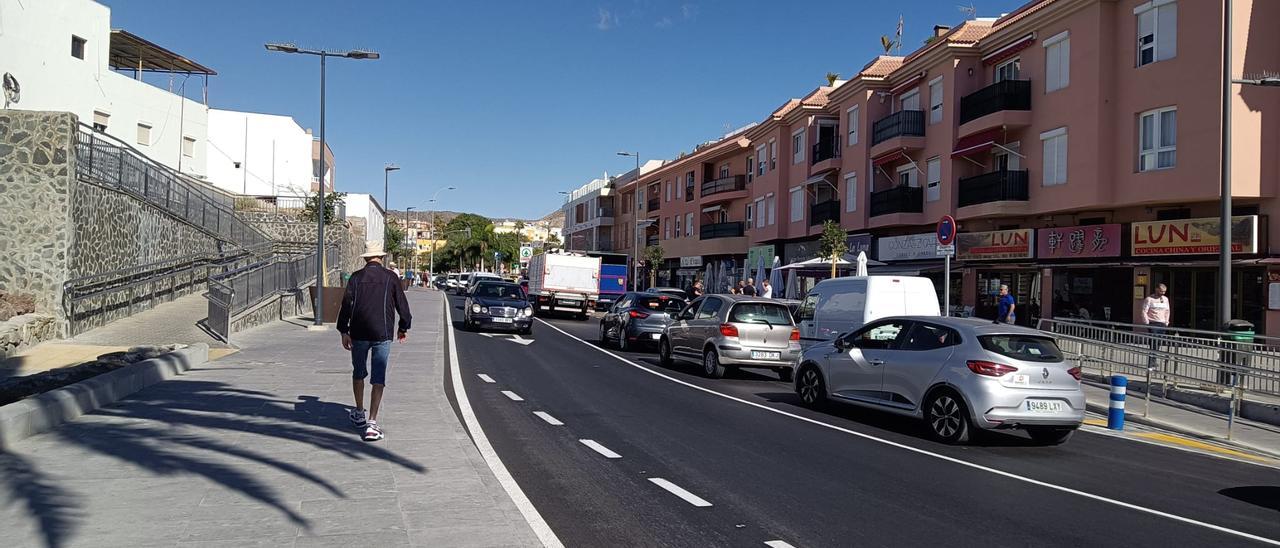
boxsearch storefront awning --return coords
[872,149,906,167]
[701,205,723,213]
[802,173,835,189]
[982,34,1036,66]
[952,128,1003,157]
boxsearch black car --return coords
[464,281,533,334]
[599,292,686,351]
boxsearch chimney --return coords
[933,25,951,37]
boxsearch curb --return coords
[0,343,209,451]
[1083,400,1280,461]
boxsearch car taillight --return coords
[790,328,800,341]
[1067,366,1082,381]
[628,310,649,319]
[719,324,739,337]
[967,360,1018,377]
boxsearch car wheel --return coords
[702,349,725,379]
[617,326,628,351]
[1026,426,1076,446]
[924,389,972,445]
[777,367,794,383]
[796,366,826,408]
[599,322,609,345]
[659,337,674,367]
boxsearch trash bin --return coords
[1218,319,1254,386]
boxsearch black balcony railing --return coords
[598,206,615,218]
[647,198,661,211]
[700,175,745,197]
[811,137,841,164]
[871,110,925,146]
[809,200,841,226]
[959,79,1032,125]
[699,221,745,240]
[870,185,924,217]
[957,169,1029,207]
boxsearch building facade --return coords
[206,109,316,197]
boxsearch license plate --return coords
[650,333,662,340]
[557,300,579,306]
[751,351,781,360]
[1025,400,1064,413]
[492,317,513,324]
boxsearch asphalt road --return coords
[443,294,1280,547]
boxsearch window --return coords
[844,172,857,212]
[792,130,805,164]
[666,182,672,202]
[756,144,767,175]
[676,179,682,199]
[1139,107,1176,171]
[131,123,152,146]
[900,89,921,112]
[1136,1,1177,67]
[685,213,693,236]
[92,111,109,132]
[993,141,1022,171]
[746,156,754,182]
[1044,31,1070,92]
[754,198,765,228]
[901,323,960,351]
[766,194,776,225]
[926,157,941,202]
[979,335,1064,362]
[769,139,777,170]
[789,187,804,222]
[664,217,670,240]
[796,294,818,322]
[719,163,730,178]
[846,105,860,146]
[849,320,909,350]
[746,203,754,228]
[685,172,695,200]
[994,58,1021,82]
[675,215,682,238]
[728,303,794,326]
[696,297,722,320]
[928,77,943,124]
[71,35,86,59]
[182,136,196,158]
[896,164,917,187]
[1040,127,1068,186]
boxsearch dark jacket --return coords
[337,262,411,341]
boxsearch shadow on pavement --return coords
[1219,486,1280,512]
[3,381,427,548]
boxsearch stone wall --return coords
[0,313,57,360]
[0,111,76,320]
[228,288,313,336]
[69,183,223,278]
[243,211,365,278]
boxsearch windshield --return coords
[476,284,525,300]
[636,295,685,313]
[728,303,794,326]
[979,335,1064,363]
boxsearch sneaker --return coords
[363,420,384,442]
[349,408,367,428]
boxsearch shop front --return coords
[1038,224,1130,323]
[874,232,960,313]
[957,229,1037,326]
[674,256,703,292]
[779,235,872,298]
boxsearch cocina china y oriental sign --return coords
[1130,216,1258,256]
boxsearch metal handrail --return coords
[1048,317,1280,347]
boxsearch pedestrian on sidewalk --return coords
[995,284,1016,324]
[760,279,773,299]
[337,241,412,442]
[742,278,757,296]
[1141,283,1171,370]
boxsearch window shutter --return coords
[1156,4,1177,62]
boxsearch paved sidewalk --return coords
[1081,380,1280,460]
[0,290,540,548]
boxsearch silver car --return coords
[660,295,802,381]
[794,316,1084,445]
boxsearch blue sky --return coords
[106,0,1028,220]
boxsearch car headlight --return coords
[481,306,489,314]
[520,308,531,317]
[471,304,481,313]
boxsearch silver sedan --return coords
[794,316,1085,445]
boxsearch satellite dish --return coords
[3,72,19,108]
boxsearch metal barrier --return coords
[205,246,338,341]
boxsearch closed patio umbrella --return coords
[769,256,784,298]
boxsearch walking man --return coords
[338,242,412,442]
[995,284,1016,324]
[1141,283,1171,370]
[760,279,773,298]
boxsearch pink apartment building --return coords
[609,0,1280,335]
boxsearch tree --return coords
[643,245,665,289]
[818,220,847,279]
[385,221,407,263]
[301,191,347,224]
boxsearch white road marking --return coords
[479,332,535,345]
[764,541,796,548]
[536,318,1280,546]
[579,439,622,459]
[534,411,564,426]
[648,477,712,507]
[444,301,564,548]
[477,374,496,383]
[501,390,524,402]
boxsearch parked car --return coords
[463,281,533,334]
[452,273,471,294]
[648,286,688,298]
[796,276,940,346]
[599,292,686,351]
[433,275,448,290]
[793,316,1084,445]
[445,273,460,290]
[659,295,801,381]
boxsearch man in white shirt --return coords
[1140,283,1171,369]
[760,279,773,298]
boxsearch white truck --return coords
[526,252,601,320]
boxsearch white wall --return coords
[0,0,208,176]
[344,193,385,245]
[207,109,313,197]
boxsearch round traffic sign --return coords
[936,215,957,246]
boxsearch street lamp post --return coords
[384,164,400,220]
[617,151,641,291]
[265,42,379,327]
[428,186,457,285]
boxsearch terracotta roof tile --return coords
[901,20,993,64]
[859,56,904,78]
[772,98,802,118]
[992,0,1058,31]
[801,86,836,108]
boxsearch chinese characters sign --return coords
[1036,224,1122,259]
[1131,216,1258,256]
[956,229,1034,261]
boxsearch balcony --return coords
[646,235,659,247]
[870,185,924,217]
[700,221,745,240]
[811,138,841,164]
[871,110,925,146]
[958,80,1032,137]
[647,198,660,212]
[809,200,841,226]
[597,206,615,218]
[699,175,747,204]
[957,170,1029,218]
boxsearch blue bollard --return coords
[1108,375,1127,431]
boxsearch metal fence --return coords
[206,247,338,341]
[75,125,270,247]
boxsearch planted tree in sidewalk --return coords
[644,245,665,289]
[301,191,347,224]
[818,220,847,280]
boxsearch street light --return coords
[428,186,457,283]
[384,164,400,217]
[265,42,379,328]
[617,151,641,291]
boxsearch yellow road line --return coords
[1133,432,1272,463]
[1084,418,1108,427]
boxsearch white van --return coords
[796,276,940,344]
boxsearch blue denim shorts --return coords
[351,339,392,385]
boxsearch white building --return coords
[206,109,315,197]
[343,193,386,246]
[0,0,213,177]
[561,160,662,252]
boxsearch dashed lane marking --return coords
[534,411,565,426]
[579,439,622,459]
[501,390,524,402]
[477,374,496,383]
[648,478,712,507]
[764,541,797,548]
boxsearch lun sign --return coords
[1131,216,1259,255]
[956,229,1034,261]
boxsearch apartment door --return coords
[900,90,921,112]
